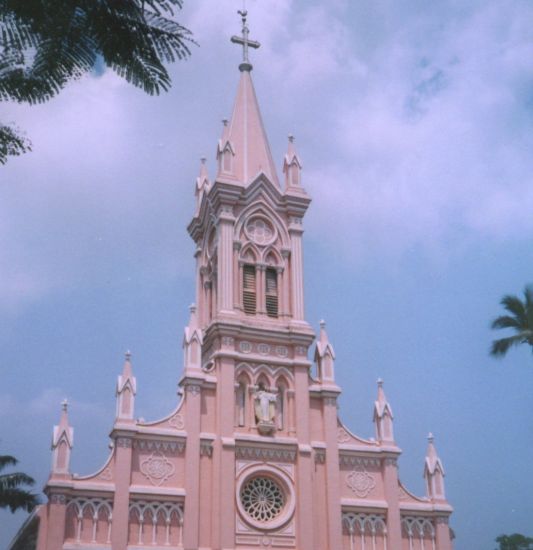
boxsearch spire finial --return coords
[61,398,68,412]
[231,7,260,71]
[125,350,131,361]
[428,432,434,443]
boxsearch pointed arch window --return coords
[243,265,257,315]
[265,268,278,318]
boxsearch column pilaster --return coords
[183,382,202,550]
[111,436,133,550]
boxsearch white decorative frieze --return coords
[235,446,296,463]
[134,439,185,454]
[222,336,234,346]
[314,450,326,464]
[257,343,271,355]
[116,437,133,448]
[49,493,67,505]
[240,341,253,353]
[140,451,175,486]
[186,384,201,396]
[200,441,213,457]
[346,468,376,498]
[339,455,381,468]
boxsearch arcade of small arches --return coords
[64,497,184,547]
[342,513,438,550]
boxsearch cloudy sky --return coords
[1,0,533,548]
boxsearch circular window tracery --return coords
[240,476,285,523]
[245,217,276,246]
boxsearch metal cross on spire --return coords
[231,8,260,71]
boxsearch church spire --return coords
[51,399,73,475]
[373,379,395,444]
[283,135,303,190]
[116,351,136,421]
[216,10,279,187]
[314,320,337,384]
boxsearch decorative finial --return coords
[377,378,383,387]
[125,350,131,361]
[320,319,326,328]
[230,8,260,71]
[61,398,68,412]
[428,432,434,443]
[222,118,228,127]
[200,157,206,164]
[189,303,197,313]
[288,134,295,143]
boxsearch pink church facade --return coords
[23,14,454,550]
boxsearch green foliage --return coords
[0,455,39,513]
[0,0,194,164]
[490,286,533,358]
[495,533,533,550]
[0,123,31,164]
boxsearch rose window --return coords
[240,476,285,522]
[245,218,275,245]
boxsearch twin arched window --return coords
[242,265,278,318]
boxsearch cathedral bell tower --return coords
[183,10,333,549]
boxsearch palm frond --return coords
[500,294,527,327]
[490,334,528,357]
[525,286,533,329]
[491,315,524,331]
[0,472,36,490]
[0,455,18,470]
[0,123,32,164]
[0,488,39,513]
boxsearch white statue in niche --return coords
[254,386,277,434]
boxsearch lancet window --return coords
[243,264,257,314]
[265,267,279,318]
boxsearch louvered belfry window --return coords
[265,268,279,318]
[243,265,257,315]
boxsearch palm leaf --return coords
[0,472,36,490]
[0,488,39,513]
[0,455,18,470]
[490,334,528,357]
[500,294,527,326]
[491,315,523,331]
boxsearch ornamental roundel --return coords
[346,468,376,498]
[241,476,285,523]
[244,217,276,246]
[236,466,295,531]
[140,451,175,486]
